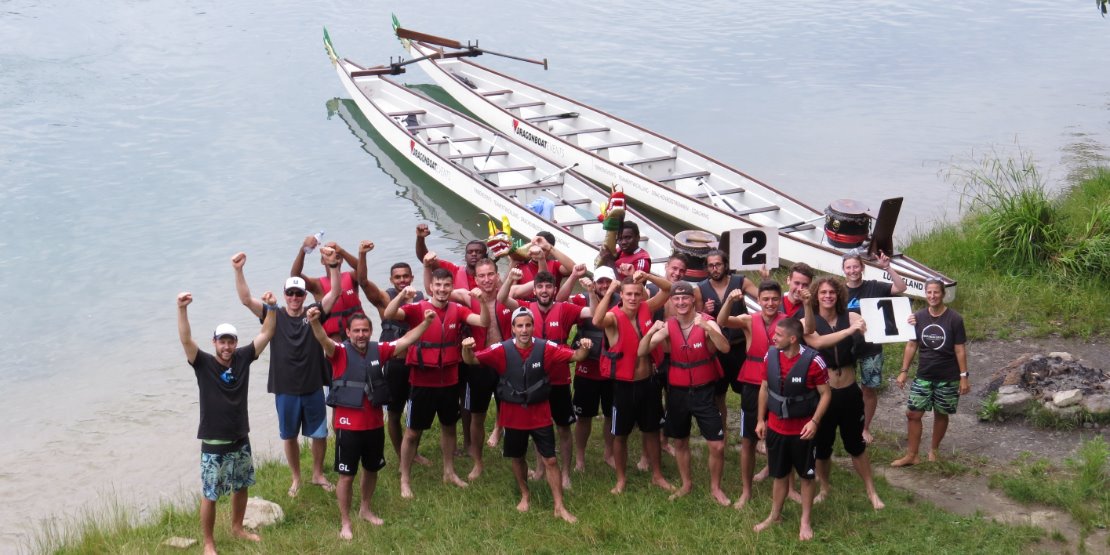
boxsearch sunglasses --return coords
[285,289,306,297]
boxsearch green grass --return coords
[904,164,1110,340]
[990,437,1110,532]
[46,420,1044,554]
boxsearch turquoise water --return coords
[1,0,1106,549]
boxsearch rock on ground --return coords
[243,497,283,530]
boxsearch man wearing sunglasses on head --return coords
[232,249,343,498]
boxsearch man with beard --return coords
[415,223,487,291]
[383,267,491,498]
[232,250,342,497]
[291,235,363,341]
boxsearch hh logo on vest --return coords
[550,322,560,327]
[791,376,803,383]
[448,324,457,329]
[531,362,542,368]
[691,342,703,349]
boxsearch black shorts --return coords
[462,363,497,414]
[572,376,613,419]
[611,378,664,437]
[385,358,410,413]
[503,425,556,459]
[715,346,745,395]
[765,428,816,480]
[663,384,725,441]
[407,385,461,430]
[334,428,386,476]
[549,384,577,426]
[815,384,867,460]
[737,382,760,441]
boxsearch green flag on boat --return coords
[323,26,338,63]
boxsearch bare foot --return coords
[203,542,217,555]
[529,467,545,481]
[862,429,874,444]
[652,476,676,492]
[753,515,781,533]
[231,528,261,542]
[662,443,676,458]
[732,491,751,510]
[710,488,730,506]
[756,440,767,455]
[788,489,803,504]
[338,525,353,541]
[467,464,483,481]
[555,507,578,524]
[604,455,616,470]
[517,497,530,513]
[574,462,586,473]
[487,428,502,448]
[891,454,920,467]
[799,522,814,541]
[359,508,384,526]
[814,489,828,504]
[869,492,886,510]
[562,475,572,490]
[311,477,335,493]
[636,456,649,472]
[400,481,414,499]
[753,466,770,482]
[667,484,692,501]
[610,480,626,495]
[414,454,432,467]
[444,473,469,489]
[287,480,300,498]
[927,450,939,462]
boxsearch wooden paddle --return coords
[395,26,549,70]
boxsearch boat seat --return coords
[560,219,596,228]
[562,198,591,206]
[625,154,677,165]
[504,101,545,110]
[527,113,579,123]
[481,89,513,96]
[407,122,454,131]
[388,110,426,117]
[585,140,642,151]
[734,205,780,216]
[782,224,817,233]
[658,170,710,182]
[477,165,536,175]
[691,186,746,199]
[427,136,480,145]
[447,151,508,160]
[556,127,609,138]
[496,182,545,192]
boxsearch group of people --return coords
[177,221,969,552]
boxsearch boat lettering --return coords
[513,120,548,149]
[410,140,438,172]
[903,278,925,292]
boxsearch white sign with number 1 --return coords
[728,227,779,271]
[860,297,916,343]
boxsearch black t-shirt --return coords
[913,307,966,381]
[191,343,256,441]
[267,308,329,395]
[846,280,894,357]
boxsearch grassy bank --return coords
[46,420,1045,554]
[904,163,1109,339]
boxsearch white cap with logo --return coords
[284,276,307,292]
[213,323,238,339]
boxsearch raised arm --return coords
[533,235,575,277]
[640,320,668,356]
[464,288,491,328]
[460,336,479,366]
[331,241,359,270]
[253,291,278,355]
[392,309,437,357]
[804,312,866,350]
[570,338,592,363]
[877,251,907,295]
[177,292,199,364]
[415,224,431,262]
[497,267,523,310]
[291,235,320,296]
[717,289,750,330]
[356,240,390,313]
[318,247,343,314]
[306,304,335,358]
[698,314,730,354]
[231,252,264,318]
[422,251,438,296]
[383,286,416,322]
[557,264,587,302]
[638,270,672,314]
[591,280,619,328]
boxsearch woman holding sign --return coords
[892,279,969,467]
[802,277,885,510]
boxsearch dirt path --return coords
[868,336,1110,553]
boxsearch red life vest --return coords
[467,296,512,349]
[528,301,577,385]
[738,312,786,385]
[601,303,659,382]
[321,271,364,337]
[453,264,473,291]
[405,300,463,370]
[666,318,723,387]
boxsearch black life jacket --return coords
[813,311,857,368]
[698,275,747,343]
[326,341,390,408]
[496,339,551,406]
[380,288,425,342]
[766,346,820,420]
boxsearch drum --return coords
[672,230,718,279]
[824,199,871,248]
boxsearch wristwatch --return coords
[959,372,969,378]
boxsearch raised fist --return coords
[177,292,192,307]
[230,252,246,270]
[261,291,276,305]
[306,306,321,321]
[359,240,375,255]
[416,224,431,238]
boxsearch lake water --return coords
[1,0,1107,550]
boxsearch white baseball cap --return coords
[592,266,616,282]
[284,276,307,292]
[213,323,238,340]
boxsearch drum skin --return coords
[672,229,718,279]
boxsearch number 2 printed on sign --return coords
[729,227,778,271]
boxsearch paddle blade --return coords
[395,27,463,49]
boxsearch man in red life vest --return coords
[566,265,618,472]
[382,268,491,499]
[292,235,364,341]
[415,223,487,291]
[499,268,590,489]
[639,281,731,506]
[754,317,831,542]
[307,307,434,540]
[462,307,590,524]
[593,273,675,494]
[781,263,814,319]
